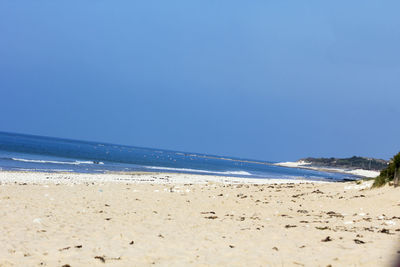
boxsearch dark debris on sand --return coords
[321,236,333,242]
[204,216,218,219]
[95,256,106,263]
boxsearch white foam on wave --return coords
[11,158,104,165]
[144,166,252,176]
[16,168,75,172]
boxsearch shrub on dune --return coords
[373,152,400,187]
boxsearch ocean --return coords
[0,131,357,182]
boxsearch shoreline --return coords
[274,161,380,178]
[0,171,399,266]
[0,170,328,185]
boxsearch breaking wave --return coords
[11,158,104,165]
[144,166,252,176]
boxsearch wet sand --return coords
[0,171,399,266]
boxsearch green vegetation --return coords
[373,152,400,187]
[301,156,388,170]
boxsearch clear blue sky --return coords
[1,1,399,161]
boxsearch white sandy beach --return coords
[0,171,399,266]
[275,161,381,178]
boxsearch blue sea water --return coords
[0,131,358,182]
